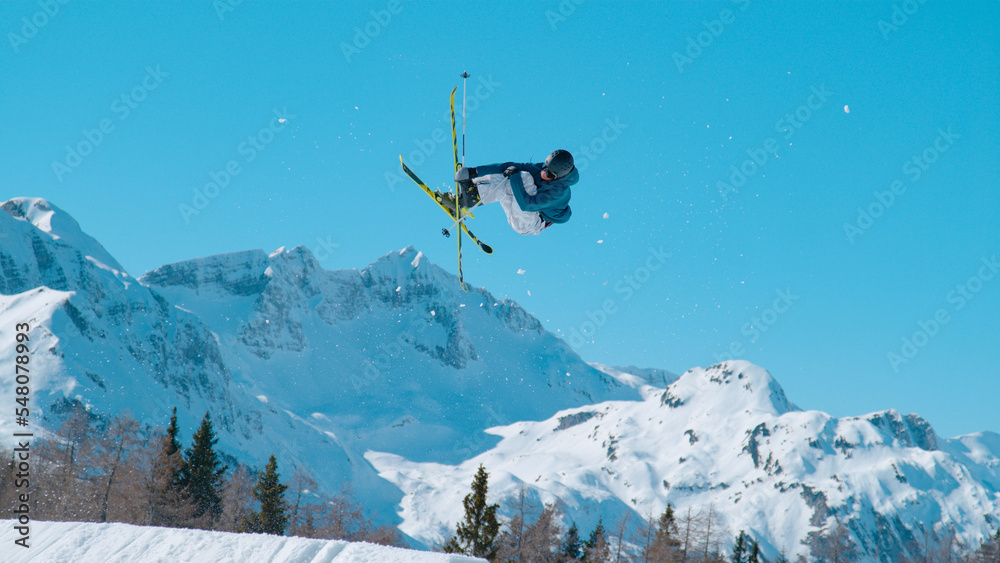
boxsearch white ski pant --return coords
[473,172,545,235]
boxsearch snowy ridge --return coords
[0,198,125,276]
[0,520,484,563]
[370,362,1000,561]
[589,363,679,394]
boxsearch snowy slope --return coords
[0,520,484,563]
[369,361,1000,561]
[137,244,635,467]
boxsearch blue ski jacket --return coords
[475,162,577,224]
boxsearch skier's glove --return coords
[503,166,518,178]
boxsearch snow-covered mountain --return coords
[371,361,1000,560]
[0,197,632,529]
[2,198,999,561]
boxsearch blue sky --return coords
[2,1,998,438]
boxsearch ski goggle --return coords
[542,168,558,180]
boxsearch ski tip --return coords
[481,243,493,255]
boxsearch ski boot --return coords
[433,190,460,218]
[433,190,476,219]
[458,181,480,208]
[455,167,481,209]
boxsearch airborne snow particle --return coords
[517,269,526,275]
[603,212,610,219]
[597,240,604,244]
[844,105,850,113]
[430,311,436,316]
[278,118,287,123]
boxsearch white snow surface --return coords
[0,520,484,563]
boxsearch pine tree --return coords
[561,522,585,561]
[977,528,1000,563]
[583,519,611,562]
[149,407,194,527]
[443,464,501,560]
[646,503,683,562]
[732,531,749,563]
[239,454,288,535]
[748,539,761,563]
[179,412,227,526]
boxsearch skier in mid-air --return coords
[436,149,577,235]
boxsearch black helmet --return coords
[544,149,574,179]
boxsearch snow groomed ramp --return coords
[0,520,485,563]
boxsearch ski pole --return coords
[461,71,469,167]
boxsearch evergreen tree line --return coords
[0,404,398,545]
[443,465,1000,563]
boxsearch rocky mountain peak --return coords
[663,360,797,415]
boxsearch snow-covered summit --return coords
[1,197,129,294]
[1,197,125,274]
[664,361,798,416]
